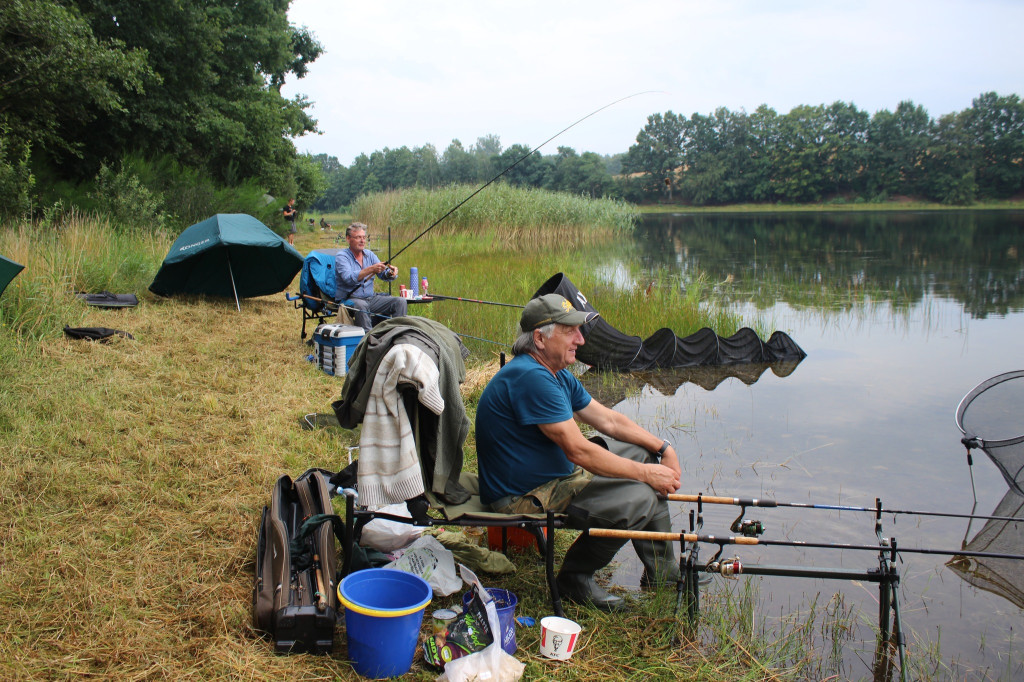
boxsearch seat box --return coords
[313,324,364,376]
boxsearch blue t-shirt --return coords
[334,248,386,299]
[475,354,592,505]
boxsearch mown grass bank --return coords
[2,205,884,680]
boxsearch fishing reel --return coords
[707,556,743,579]
[730,507,766,537]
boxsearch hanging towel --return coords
[357,343,443,507]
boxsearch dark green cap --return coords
[520,294,599,331]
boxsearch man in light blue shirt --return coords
[334,222,407,331]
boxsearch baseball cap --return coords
[520,294,599,331]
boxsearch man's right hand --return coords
[642,462,680,496]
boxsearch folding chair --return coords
[329,318,572,616]
[286,249,355,339]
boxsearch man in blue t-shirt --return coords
[334,222,407,331]
[476,294,682,612]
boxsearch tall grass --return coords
[354,184,640,249]
[388,242,745,358]
[0,211,168,340]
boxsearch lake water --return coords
[578,211,1024,681]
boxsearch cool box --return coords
[313,324,364,376]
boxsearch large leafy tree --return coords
[961,92,1024,199]
[865,101,931,197]
[0,0,148,155]
[440,140,478,185]
[624,111,685,198]
[9,0,322,198]
[491,144,551,188]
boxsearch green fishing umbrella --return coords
[1,254,25,299]
[150,214,303,311]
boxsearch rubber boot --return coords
[556,535,627,612]
[636,512,681,591]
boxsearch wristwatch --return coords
[657,440,672,457]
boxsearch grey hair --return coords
[511,322,555,356]
[346,222,368,237]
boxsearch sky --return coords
[281,1,1024,166]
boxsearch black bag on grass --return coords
[252,469,344,654]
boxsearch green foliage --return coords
[0,0,149,155]
[623,111,685,198]
[0,127,34,219]
[353,183,639,242]
[90,161,169,231]
[619,94,1023,206]
[2,0,323,220]
[311,137,625,212]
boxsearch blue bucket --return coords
[339,568,432,679]
[462,587,518,654]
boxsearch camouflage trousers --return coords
[489,466,594,515]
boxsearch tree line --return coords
[313,92,1023,210]
[308,134,625,212]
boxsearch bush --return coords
[90,161,169,231]
[0,131,34,220]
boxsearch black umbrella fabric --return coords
[1,253,25,299]
[150,214,303,310]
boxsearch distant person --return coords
[283,199,298,245]
[335,222,407,331]
[320,217,332,231]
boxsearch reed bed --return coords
[354,184,640,249]
[0,212,910,680]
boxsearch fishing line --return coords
[427,294,525,309]
[386,91,663,263]
[290,292,508,347]
[666,493,1024,524]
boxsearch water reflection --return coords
[582,362,803,408]
[633,211,1024,317]
[578,211,1024,680]
[947,489,1024,610]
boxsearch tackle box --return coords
[313,324,364,376]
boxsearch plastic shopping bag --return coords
[386,535,462,596]
[360,502,425,552]
[434,565,524,682]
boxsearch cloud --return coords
[283,0,1024,164]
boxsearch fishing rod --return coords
[284,292,508,347]
[386,91,660,264]
[666,493,1024,524]
[427,294,524,309]
[587,528,1024,562]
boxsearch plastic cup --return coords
[539,616,581,660]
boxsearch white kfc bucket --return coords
[539,616,582,660]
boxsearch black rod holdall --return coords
[252,468,346,654]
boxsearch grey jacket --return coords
[332,316,472,504]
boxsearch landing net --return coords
[956,370,1024,496]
